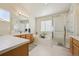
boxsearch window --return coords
[0,9,10,22]
[41,20,53,32]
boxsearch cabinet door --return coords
[73,44,79,56]
[70,38,73,54]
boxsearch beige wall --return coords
[0,20,10,35]
[75,4,79,35]
[66,4,79,36]
[65,4,78,48]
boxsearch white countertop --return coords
[12,32,32,35]
[69,35,79,41]
[0,35,30,55]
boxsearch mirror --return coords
[14,19,29,33]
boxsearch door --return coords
[40,20,53,39]
[53,14,66,46]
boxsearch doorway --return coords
[36,16,54,46]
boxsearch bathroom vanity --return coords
[0,35,30,56]
[14,34,34,44]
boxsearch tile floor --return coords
[29,36,71,56]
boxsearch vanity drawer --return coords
[20,35,26,38]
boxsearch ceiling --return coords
[0,3,70,17]
[18,3,70,17]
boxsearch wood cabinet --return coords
[0,43,29,56]
[70,37,79,56]
[73,44,79,56]
[14,34,34,43]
